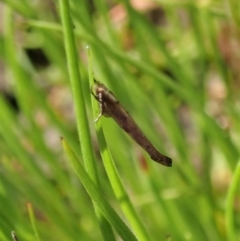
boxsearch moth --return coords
[91,80,172,167]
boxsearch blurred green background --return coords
[0,0,240,241]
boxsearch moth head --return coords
[92,79,108,95]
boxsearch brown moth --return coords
[91,80,172,167]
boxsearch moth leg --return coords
[94,108,102,123]
[92,91,103,123]
[91,88,101,103]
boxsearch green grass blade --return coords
[62,138,138,241]
[58,0,115,240]
[226,161,240,241]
